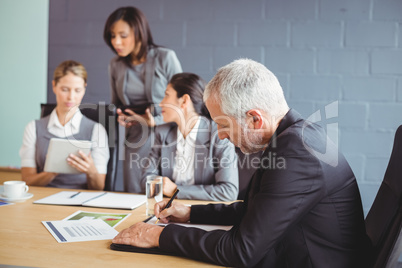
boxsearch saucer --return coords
[0,192,34,202]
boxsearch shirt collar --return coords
[48,108,82,131]
[176,116,201,144]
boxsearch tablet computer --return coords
[118,103,151,115]
[44,138,92,174]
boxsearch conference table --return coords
[0,186,226,267]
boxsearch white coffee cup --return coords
[146,175,163,216]
[3,181,29,199]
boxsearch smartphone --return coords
[118,104,150,115]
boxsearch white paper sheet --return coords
[83,192,146,209]
[42,219,118,243]
[34,191,103,206]
[34,191,146,210]
[62,210,131,228]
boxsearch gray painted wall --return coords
[48,0,402,215]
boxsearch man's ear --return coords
[246,109,264,129]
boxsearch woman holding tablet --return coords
[141,73,238,201]
[103,6,182,193]
[19,60,109,190]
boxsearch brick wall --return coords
[48,0,402,214]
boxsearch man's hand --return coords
[154,200,191,224]
[112,222,163,248]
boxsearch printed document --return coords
[63,210,131,228]
[43,219,118,243]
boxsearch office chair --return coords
[40,103,118,191]
[365,125,402,268]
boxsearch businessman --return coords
[113,59,370,267]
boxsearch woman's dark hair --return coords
[103,6,157,65]
[169,73,210,119]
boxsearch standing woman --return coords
[103,6,182,193]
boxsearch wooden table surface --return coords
[0,167,21,184]
[0,186,224,267]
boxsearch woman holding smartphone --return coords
[103,6,182,193]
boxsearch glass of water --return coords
[146,175,163,216]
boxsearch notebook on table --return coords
[110,243,180,256]
[34,191,146,210]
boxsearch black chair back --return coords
[365,125,402,268]
[40,103,118,191]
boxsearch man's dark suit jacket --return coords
[159,109,370,267]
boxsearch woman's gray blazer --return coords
[108,46,182,193]
[108,46,182,125]
[142,117,239,202]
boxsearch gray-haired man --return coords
[113,59,370,268]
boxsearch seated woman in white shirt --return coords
[141,73,238,201]
[19,60,109,190]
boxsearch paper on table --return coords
[34,191,103,206]
[82,193,146,210]
[0,201,14,207]
[146,216,232,232]
[42,219,118,243]
[34,191,146,210]
[63,210,131,228]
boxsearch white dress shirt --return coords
[172,116,201,185]
[19,109,109,174]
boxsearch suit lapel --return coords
[244,109,303,206]
[194,118,210,184]
[161,124,177,179]
[115,60,130,105]
[144,48,156,104]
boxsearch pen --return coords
[69,192,81,198]
[155,189,179,224]
[143,215,154,223]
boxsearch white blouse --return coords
[172,116,201,185]
[19,109,109,174]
